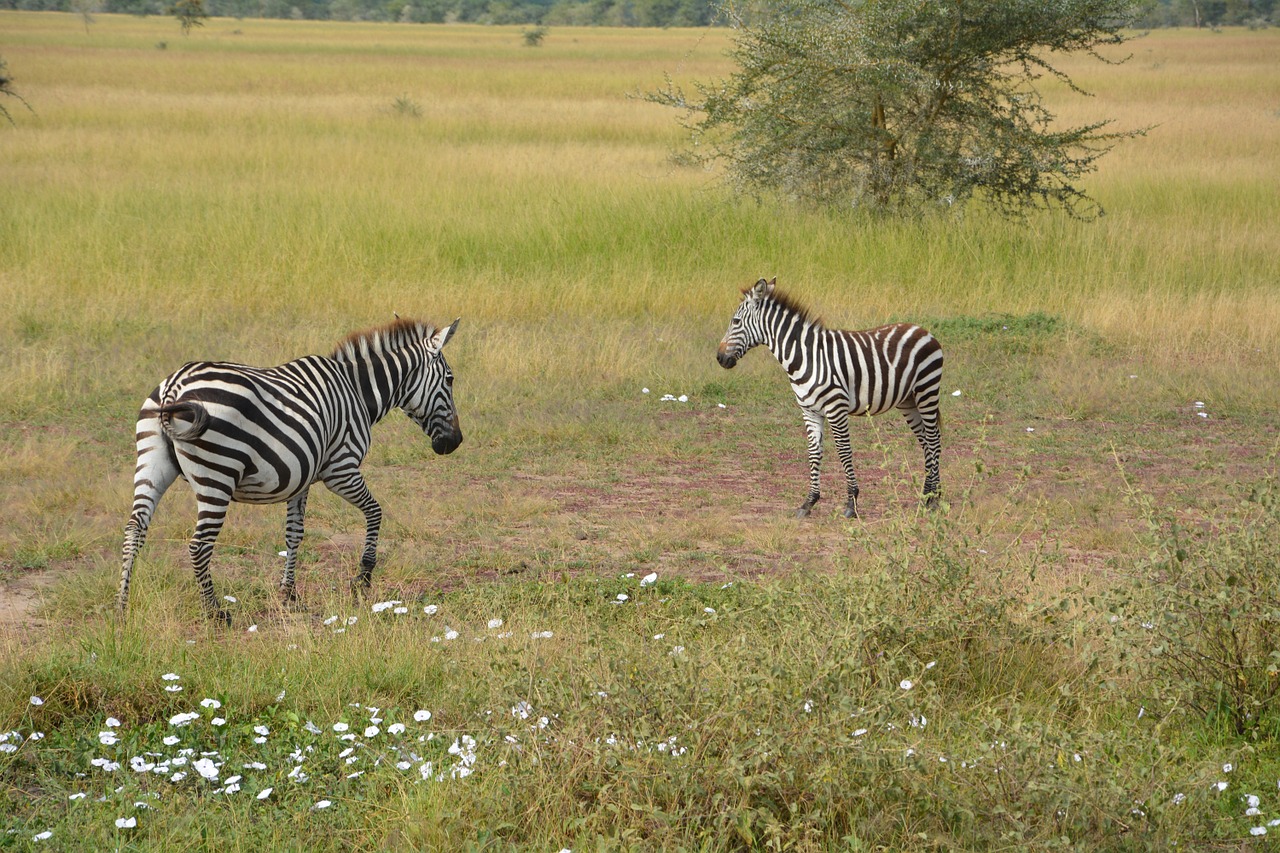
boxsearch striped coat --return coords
[718,278,942,518]
[118,318,462,622]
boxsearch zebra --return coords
[118,317,462,623]
[717,278,943,519]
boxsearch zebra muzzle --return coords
[430,423,462,455]
[716,343,738,369]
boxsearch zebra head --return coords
[404,319,463,455]
[717,277,776,369]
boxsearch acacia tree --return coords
[650,0,1148,219]
[172,0,208,35]
[1,56,33,126]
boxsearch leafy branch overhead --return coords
[649,0,1149,219]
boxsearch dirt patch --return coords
[0,567,58,630]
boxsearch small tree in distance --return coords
[172,0,208,35]
[1,56,33,126]
[649,0,1148,220]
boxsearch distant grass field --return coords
[2,13,1280,849]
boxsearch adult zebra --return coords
[118,317,462,623]
[717,278,943,518]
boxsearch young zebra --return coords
[118,318,463,623]
[717,278,943,518]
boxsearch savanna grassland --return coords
[2,13,1280,849]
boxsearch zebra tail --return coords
[158,401,211,441]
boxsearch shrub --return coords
[1107,472,1280,738]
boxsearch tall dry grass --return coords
[2,16,1278,378]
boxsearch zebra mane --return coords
[761,288,824,329]
[330,318,437,364]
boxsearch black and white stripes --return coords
[118,318,462,621]
[718,278,943,518]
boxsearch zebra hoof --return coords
[794,506,812,519]
[843,505,859,519]
[213,609,231,627]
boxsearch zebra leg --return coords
[796,408,825,518]
[189,484,234,625]
[118,415,180,617]
[900,400,942,509]
[279,489,309,606]
[829,412,860,519]
[324,471,383,597]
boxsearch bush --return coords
[1107,472,1280,738]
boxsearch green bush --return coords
[1108,473,1280,738]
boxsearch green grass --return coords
[2,13,1280,849]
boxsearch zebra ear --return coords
[752,278,773,299]
[428,318,460,352]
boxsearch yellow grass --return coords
[1,14,1278,448]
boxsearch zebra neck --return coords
[345,357,413,425]
[762,304,821,377]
